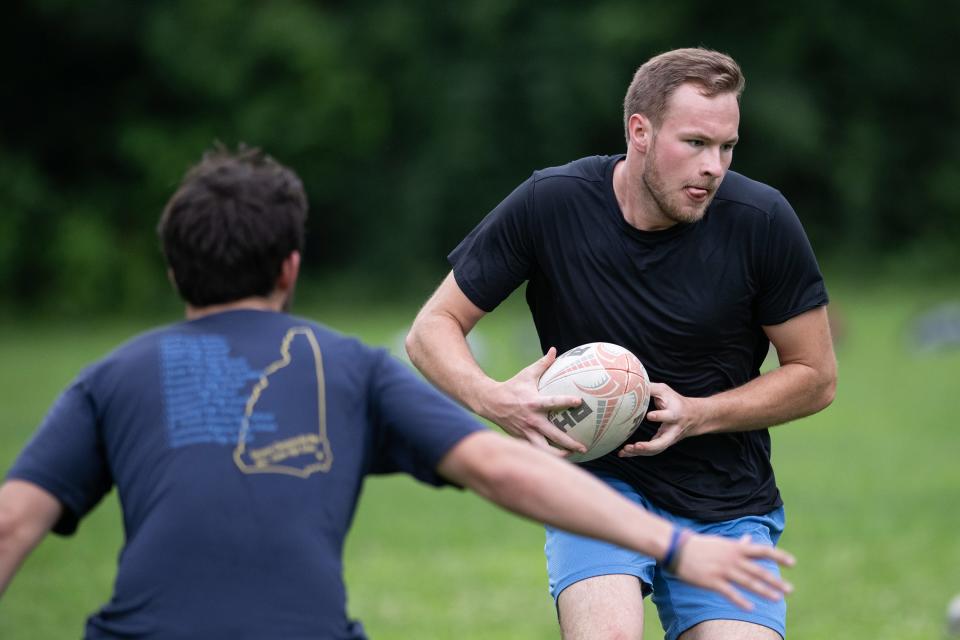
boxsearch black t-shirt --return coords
[449,154,828,521]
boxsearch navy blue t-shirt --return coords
[449,155,828,521]
[7,309,484,639]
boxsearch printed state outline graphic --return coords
[233,327,332,478]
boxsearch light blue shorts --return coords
[545,476,786,640]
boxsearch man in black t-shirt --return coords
[407,48,837,640]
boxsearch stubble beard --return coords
[641,151,713,225]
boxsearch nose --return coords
[701,147,724,178]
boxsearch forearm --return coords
[0,481,61,597]
[692,361,836,436]
[0,533,33,597]
[443,432,672,558]
[442,432,797,606]
[406,309,495,418]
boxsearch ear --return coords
[277,251,301,292]
[626,113,653,153]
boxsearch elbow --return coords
[467,441,522,502]
[404,321,424,367]
[823,374,837,408]
[815,363,838,412]
[452,433,530,505]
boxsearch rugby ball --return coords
[538,342,650,463]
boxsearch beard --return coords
[641,147,717,225]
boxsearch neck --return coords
[612,155,676,232]
[185,294,285,320]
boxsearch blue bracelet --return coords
[663,527,689,572]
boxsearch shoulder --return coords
[531,155,616,191]
[88,314,383,380]
[85,323,179,374]
[712,171,792,220]
[522,155,619,220]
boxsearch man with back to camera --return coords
[0,146,795,638]
[406,48,837,640]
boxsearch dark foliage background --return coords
[3,1,957,312]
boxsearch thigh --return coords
[651,507,787,640]
[679,619,782,640]
[545,477,657,601]
[558,574,646,640]
[545,476,657,640]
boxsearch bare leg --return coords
[679,619,782,640]
[558,574,645,640]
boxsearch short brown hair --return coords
[623,48,745,141]
[157,144,308,307]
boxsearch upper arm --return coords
[763,305,837,381]
[0,480,62,548]
[413,271,488,337]
[6,378,113,535]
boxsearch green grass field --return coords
[1,278,958,639]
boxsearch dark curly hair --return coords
[157,145,308,307]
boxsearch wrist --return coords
[688,396,716,436]
[663,526,692,573]
[467,376,501,420]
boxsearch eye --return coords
[687,139,704,148]
[721,142,736,152]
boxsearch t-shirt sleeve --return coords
[5,375,113,536]
[755,195,830,325]
[447,176,535,312]
[367,351,485,486]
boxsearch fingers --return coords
[527,347,558,378]
[537,395,583,412]
[540,423,588,453]
[738,533,795,567]
[729,565,788,602]
[714,583,754,611]
[618,425,678,457]
[680,534,795,611]
[497,347,588,453]
[522,429,571,457]
[618,441,665,457]
[711,559,790,610]
[648,382,672,398]
[643,408,671,423]
[514,412,585,453]
[739,557,794,597]
[743,542,796,568]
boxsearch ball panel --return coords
[538,342,650,463]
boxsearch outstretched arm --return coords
[406,272,586,454]
[621,305,837,456]
[0,480,62,597]
[439,430,795,609]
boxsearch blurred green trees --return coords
[2,1,958,312]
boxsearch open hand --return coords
[619,382,701,456]
[676,533,796,610]
[481,348,587,456]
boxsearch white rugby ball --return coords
[538,342,650,463]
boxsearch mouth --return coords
[683,186,712,202]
